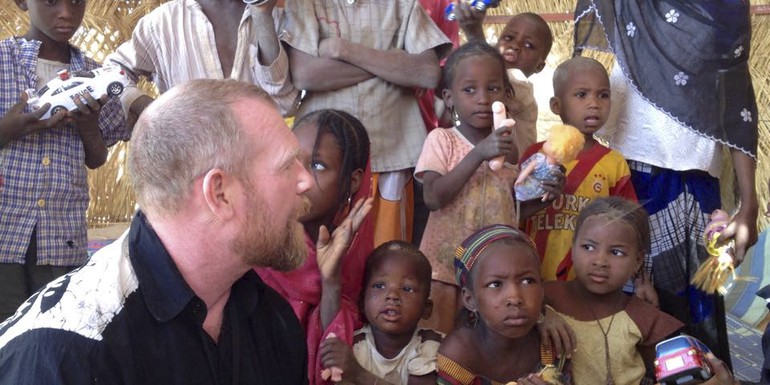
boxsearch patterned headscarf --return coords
[573,0,758,157]
[454,224,535,287]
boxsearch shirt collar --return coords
[128,211,196,322]
[128,211,264,322]
[15,37,86,70]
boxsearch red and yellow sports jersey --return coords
[521,142,637,281]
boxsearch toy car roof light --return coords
[57,69,70,81]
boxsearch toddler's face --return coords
[464,242,542,339]
[363,252,430,337]
[496,15,550,76]
[571,215,643,296]
[553,66,611,136]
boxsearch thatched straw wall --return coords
[1,0,768,232]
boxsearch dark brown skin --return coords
[196,0,245,78]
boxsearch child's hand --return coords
[317,197,374,282]
[473,121,514,162]
[538,168,565,202]
[690,353,738,385]
[634,273,659,308]
[538,306,576,359]
[514,374,551,385]
[454,1,486,42]
[0,92,67,147]
[319,336,361,381]
[68,93,107,132]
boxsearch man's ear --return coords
[421,298,434,320]
[549,96,561,116]
[15,0,28,11]
[349,168,364,197]
[201,168,236,220]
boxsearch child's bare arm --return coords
[318,198,374,329]
[318,38,441,89]
[408,373,437,385]
[288,46,375,92]
[422,125,514,210]
[454,2,486,42]
[70,93,109,169]
[0,92,66,148]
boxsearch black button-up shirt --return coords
[0,211,308,385]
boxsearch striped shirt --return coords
[0,37,129,266]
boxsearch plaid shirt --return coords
[0,37,129,266]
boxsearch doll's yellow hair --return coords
[544,124,584,164]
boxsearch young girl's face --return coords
[571,215,643,296]
[293,122,344,225]
[444,55,507,133]
[363,252,430,337]
[551,66,611,136]
[464,242,542,339]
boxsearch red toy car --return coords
[655,334,713,385]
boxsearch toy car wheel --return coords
[107,82,124,96]
[51,106,67,116]
[698,369,710,380]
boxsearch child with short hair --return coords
[521,57,639,288]
[0,0,128,321]
[457,9,554,157]
[415,41,561,334]
[544,197,683,384]
[320,241,442,385]
[438,224,570,384]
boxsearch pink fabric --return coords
[255,167,374,385]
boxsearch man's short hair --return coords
[128,79,273,215]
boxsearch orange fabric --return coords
[372,172,414,247]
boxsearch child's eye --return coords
[463,87,475,94]
[600,91,611,99]
[71,0,85,5]
[44,0,57,5]
[501,35,512,42]
[310,161,326,172]
[521,277,538,285]
[580,244,595,251]
[485,281,501,289]
[575,91,587,98]
[611,249,627,257]
[524,42,535,50]
[372,282,385,289]
[403,285,415,293]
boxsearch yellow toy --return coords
[514,124,584,201]
[691,209,735,295]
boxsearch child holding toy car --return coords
[0,0,128,322]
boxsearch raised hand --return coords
[317,197,374,281]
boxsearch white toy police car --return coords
[25,65,129,120]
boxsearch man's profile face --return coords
[228,97,312,270]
